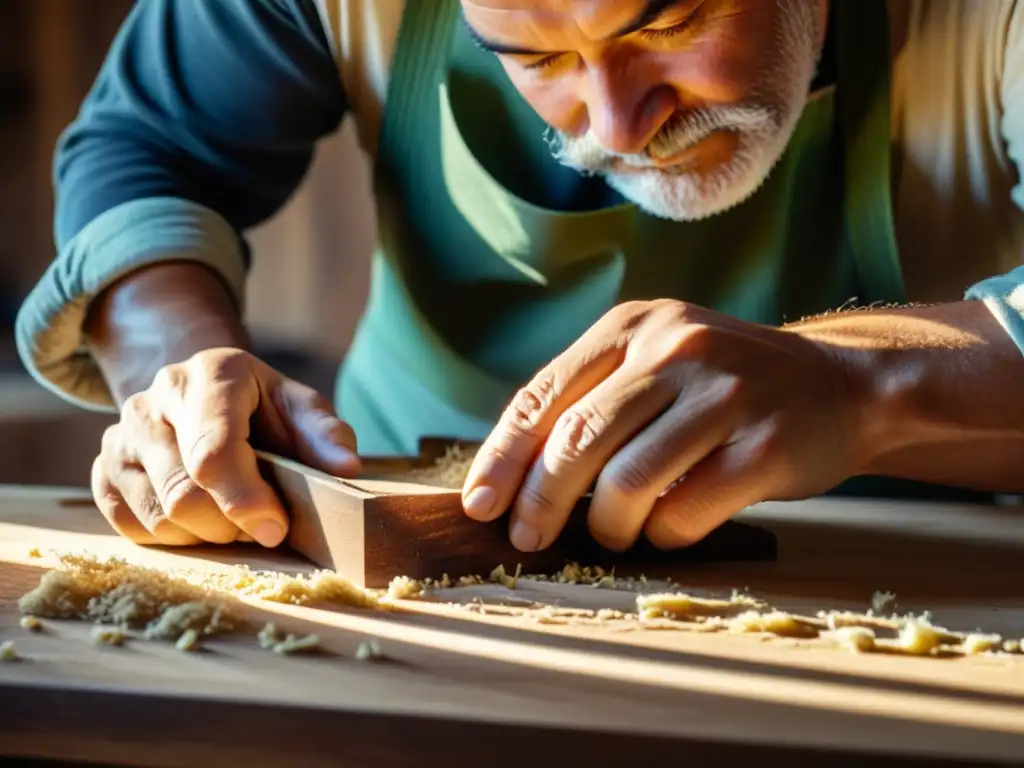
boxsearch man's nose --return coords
[582,64,677,155]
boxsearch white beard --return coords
[548,0,823,222]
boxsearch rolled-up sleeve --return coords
[967,1,1024,348]
[16,0,346,411]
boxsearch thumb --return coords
[275,379,362,477]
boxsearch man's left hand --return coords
[461,300,876,552]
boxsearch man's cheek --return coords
[659,39,769,107]
[510,75,585,134]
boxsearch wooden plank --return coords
[257,451,777,586]
[1,487,1023,765]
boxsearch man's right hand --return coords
[91,348,361,548]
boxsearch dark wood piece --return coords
[257,444,776,588]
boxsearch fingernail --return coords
[463,486,497,520]
[252,520,286,548]
[510,520,542,552]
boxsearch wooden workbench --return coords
[1,485,1023,767]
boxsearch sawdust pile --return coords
[16,553,387,654]
[19,554,238,639]
[212,566,381,609]
[387,445,476,488]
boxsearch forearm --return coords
[16,0,345,412]
[84,261,249,405]
[789,300,1024,492]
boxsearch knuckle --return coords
[549,406,605,463]
[505,375,559,436]
[601,456,658,500]
[669,322,716,359]
[607,300,645,322]
[121,392,154,426]
[129,489,165,525]
[181,431,233,487]
[156,469,203,518]
[714,373,744,408]
[607,300,657,334]
[190,347,250,382]
[744,417,784,465]
[151,363,187,398]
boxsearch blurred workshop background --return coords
[0,0,377,486]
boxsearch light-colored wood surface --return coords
[1,485,1023,766]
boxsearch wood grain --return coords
[257,450,777,587]
[1,486,1023,766]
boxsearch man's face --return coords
[460,0,826,221]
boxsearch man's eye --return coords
[639,18,696,40]
[522,53,564,71]
[639,4,703,41]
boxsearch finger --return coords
[130,416,241,545]
[99,426,200,546]
[272,378,361,476]
[643,425,777,550]
[166,368,289,548]
[462,344,626,523]
[588,384,736,551]
[90,454,160,545]
[507,368,675,552]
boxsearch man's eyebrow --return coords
[462,0,685,57]
[462,13,546,56]
[615,0,688,38]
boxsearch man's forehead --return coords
[460,0,674,42]
[460,0,644,24]
[462,0,597,11]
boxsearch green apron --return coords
[337,0,988,503]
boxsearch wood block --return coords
[257,449,777,588]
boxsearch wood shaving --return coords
[0,641,17,661]
[730,611,819,639]
[386,576,423,600]
[257,622,281,649]
[870,591,897,615]
[961,633,1002,655]
[175,628,201,652]
[898,620,944,655]
[91,625,126,646]
[489,563,523,589]
[272,633,321,655]
[19,615,42,632]
[637,591,766,621]
[256,622,320,655]
[356,640,384,661]
[830,626,877,653]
